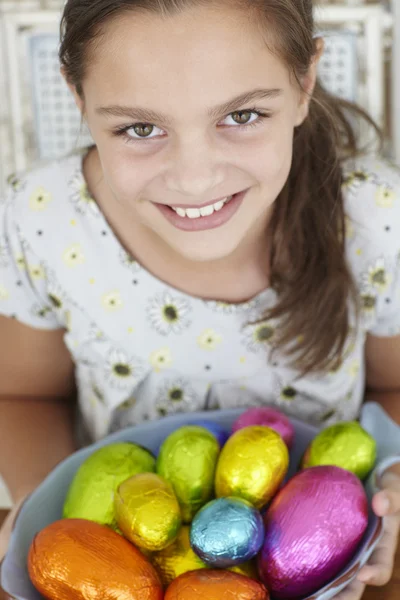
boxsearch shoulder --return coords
[1,148,90,246]
[342,154,400,260]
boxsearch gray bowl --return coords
[1,402,399,600]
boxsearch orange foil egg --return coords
[165,569,270,600]
[28,519,163,600]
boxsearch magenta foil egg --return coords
[258,465,369,599]
[232,407,294,448]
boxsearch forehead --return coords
[83,4,292,108]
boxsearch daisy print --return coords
[63,244,86,268]
[197,328,223,350]
[360,290,377,327]
[102,290,123,312]
[147,291,192,335]
[361,258,392,294]
[375,185,396,208]
[15,254,27,271]
[156,377,200,416]
[106,347,146,389]
[244,320,275,353]
[342,169,372,195]
[119,248,141,272]
[149,347,173,371]
[0,285,9,300]
[29,186,52,211]
[28,264,46,280]
[0,236,10,267]
[6,173,26,195]
[69,171,99,216]
[117,396,137,411]
[30,303,54,321]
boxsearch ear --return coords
[60,66,85,116]
[294,37,325,127]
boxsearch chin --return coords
[170,239,240,263]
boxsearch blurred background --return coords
[0,0,399,505]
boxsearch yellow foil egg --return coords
[230,560,260,580]
[115,473,182,552]
[301,421,377,480]
[63,442,155,530]
[157,426,220,522]
[151,526,209,586]
[215,426,289,510]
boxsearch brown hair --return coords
[59,0,382,375]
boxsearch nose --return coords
[164,137,224,198]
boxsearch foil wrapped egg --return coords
[157,425,220,522]
[258,466,369,599]
[189,420,230,448]
[190,497,265,567]
[115,473,181,552]
[231,560,260,580]
[215,425,289,509]
[301,421,376,479]
[63,442,155,529]
[28,518,163,600]
[232,407,294,448]
[165,569,270,600]
[151,525,209,586]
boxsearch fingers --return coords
[357,521,399,586]
[333,579,365,600]
[373,472,400,517]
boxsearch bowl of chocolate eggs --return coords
[1,402,400,600]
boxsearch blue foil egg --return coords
[190,497,264,568]
[189,420,230,448]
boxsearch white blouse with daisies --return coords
[1,148,399,445]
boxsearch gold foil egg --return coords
[28,518,163,600]
[301,421,377,479]
[230,560,260,580]
[164,569,270,600]
[156,426,220,522]
[63,442,155,529]
[115,473,182,552]
[151,525,209,586]
[215,426,289,509]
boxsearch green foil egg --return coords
[63,442,156,529]
[302,421,377,480]
[156,426,220,523]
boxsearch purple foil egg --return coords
[232,407,294,448]
[189,420,230,448]
[258,465,369,599]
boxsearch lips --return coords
[154,189,248,232]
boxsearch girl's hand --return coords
[334,468,400,599]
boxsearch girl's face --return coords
[73,3,318,262]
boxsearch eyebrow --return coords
[96,88,283,126]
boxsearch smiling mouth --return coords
[167,195,234,219]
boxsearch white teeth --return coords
[171,195,233,219]
[186,208,201,219]
[213,201,224,212]
[200,204,214,217]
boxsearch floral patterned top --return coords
[1,148,400,445]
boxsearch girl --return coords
[0,1,399,597]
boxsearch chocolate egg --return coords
[232,407,294,448]
[115,473,181,552]
[28,518,163,600]
[301,421,376,479]
[258,466,369,598]
[230,560,260,580]
[151,525,209,586]
[165,569,269,599]
[63,442,155,529]
[157,426,220,522]
[215,426,289,509]
[190,497,264,567]
[189,420,230,448]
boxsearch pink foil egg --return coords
[232,407,294,448]
[258,465,369,599]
